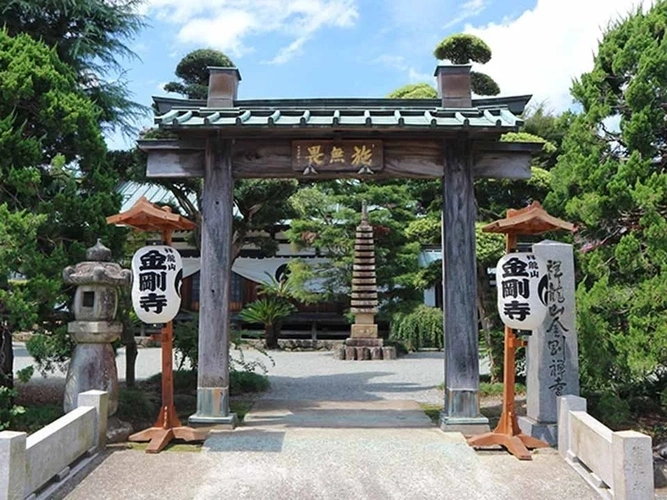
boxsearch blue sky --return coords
[107,0,653,150]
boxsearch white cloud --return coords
[373,54,408,70]
[144,0,359,64]
[408,67,434,84]
[443,0,486,29]
[465,0,655,111]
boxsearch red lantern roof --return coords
[482,201,574,236]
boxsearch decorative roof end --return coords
[434,64,472,109]
[207,66,242,108]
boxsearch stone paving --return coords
[60,349,600,500]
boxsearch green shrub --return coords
[144,369,269,396]
[230,371,270,395]
[173,314,274,374]
[12,404,63,433]
[0,387,25,431]
[590,392,632,428]
[390,305,443,350]
[116,388,159,423]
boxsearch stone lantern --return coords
[62,240,132,415]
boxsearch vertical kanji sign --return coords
[497,252,548,330]
[131,246,183,323]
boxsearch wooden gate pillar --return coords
[189,137,237,426]
[440,138,489,434]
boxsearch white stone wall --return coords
[558,395,653,500]
[0,390,107,500]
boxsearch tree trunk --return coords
[124,340,137,388]
[265,323,279,350]
[0,324,14,390]
[476,261,499,383]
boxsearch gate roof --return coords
[151,95,530,133]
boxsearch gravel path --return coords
[14,342,489,406]
[253,350,449,404]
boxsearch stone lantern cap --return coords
[62,240,131,287]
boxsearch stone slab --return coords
[518,415,558,446]
[382,347,397,360]
[355,347,370,360]
[0,431,27,500]
[345,338,383,347]
[570,410,613,489]
[25,406,96,496]
[350,324,378,338]
[526,241,580,426]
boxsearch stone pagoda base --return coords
[333,339,397,361]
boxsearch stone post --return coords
[0,431,26,500]
[611,431,654,499]
[62,241,131,416]
[557,395,587,460]
[439,138,489,434]
[77,390,109,452]
[519,241,579,445]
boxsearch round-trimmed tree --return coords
[164,49,235,100]
[433,33,499,96]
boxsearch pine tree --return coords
[547,2,667,394]
[0,31,123,387]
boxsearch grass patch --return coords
[12,404,63,434]
[420,403,441,425]
[117,369,266,435]
[124,442,202,452]
[231,400,255,421]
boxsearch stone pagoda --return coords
[337,202,396,361]
[62,240,132,415]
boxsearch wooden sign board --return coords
[292,140,383,174]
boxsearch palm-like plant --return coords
[239,297,296,349]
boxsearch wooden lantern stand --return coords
[107,197,208,453]
[466,202,574,460]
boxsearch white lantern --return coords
[496,252,548,330]
[131,245,183,324]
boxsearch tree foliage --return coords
[138,50,298,260]
[433,33,492,64]
[1,0,147,134]
[546,2,667,394]
[387,83,437,99]
[390,305,443,350]
[164,49,235,100]
[470,71,500,96]
[286,181,423,316]
[0,31,123,388]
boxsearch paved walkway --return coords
[61,349,598,500]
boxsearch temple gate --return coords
[139,64,539,433]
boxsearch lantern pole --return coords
[466,202,574,460]
[106,198,207,453]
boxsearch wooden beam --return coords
[233,139,444,178]
[146,150,204,178]
[142,138,537,180]
[473,152,532,179]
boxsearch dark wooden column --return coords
[440,138,489,434]
[189,137,236,426]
